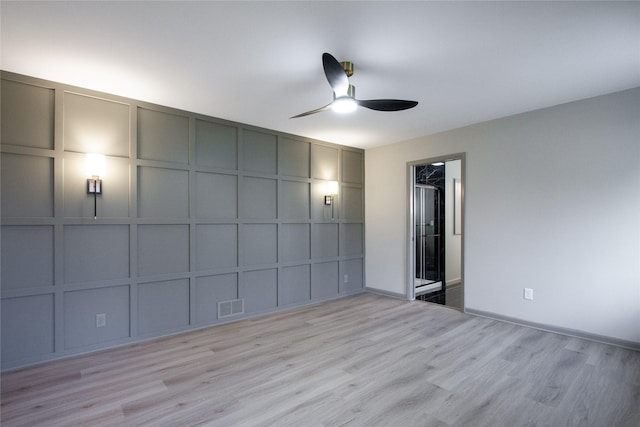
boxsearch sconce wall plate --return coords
[324,195,333,205]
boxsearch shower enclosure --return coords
[414,184,445,298]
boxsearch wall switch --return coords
[344,274,349,283]
[524,288,534,300]
[96,313,106,328]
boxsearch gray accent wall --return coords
[0,72,365,370]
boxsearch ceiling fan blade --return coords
[357,99,418,111]
[322,52,349,96]
[290,103,333,119]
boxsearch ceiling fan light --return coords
[332,97,357,114]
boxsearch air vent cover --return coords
[218,299,244,319]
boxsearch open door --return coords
[408,156,464,310]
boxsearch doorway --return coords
[408,155,464,310]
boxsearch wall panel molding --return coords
[0,70,364,370]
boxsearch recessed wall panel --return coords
[343,258,364,292]
[342,223,363,256]
[1,79,54,149]
[279,265,310,306]
[243,130,277,174]
[1,294,54,363]
[196,273,238,324]
[343,187,363,221]
[64,154,129,218]
[195,120,237,170]
[138,167,189,218]
[64,285,130,349]
[63,92,129,156]
[281,224,310,262]
[312,262,339,299]
[138,107,189,163]
[280,180,309,220]
[279,138,310,178]
[1,226,54,290]
[1,153,53,218]
[342,150,363,184]
[312,223,338,259]
[196,224,238,270]
[195,172,237,219]
[138,225,189,277]
[243,224,277,266]
[312,145,339,180]
[138,279,189,335]
[241,177,276,219]
[64,225,129,283]
[242,269,277,313]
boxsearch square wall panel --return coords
[138,279,189,335]
[312,145,339,181]
[195,120,238,170]
[1,226,54,290]
[279,138,310,178]
[242,268,277,313]
[243,130,277,174]
[1,294,54,364]
[138,166,189,218]
[64,225,130,283]
[196,224,238,270]
[241,177,277,219]
[138,225,189,277]
[342,223,363,256]
[196,273,238,324]
[343,187,363,221]
[64,285,130,349]
[312,223,338,259]
[280,180,309,220]
[342,150,363,184]
[195,172,237,219]
[242,224,277,266]
[279,265,310,306]
[1,153,53,218]
[281,223,310,263]
[63,92,130,157]
[63,153,129,218]
[1,79,54,149]
[343,258,363,292]
[138,107,189,164]
[312,261,339,300]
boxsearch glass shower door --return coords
[414,185,443,296]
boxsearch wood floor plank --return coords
[2,293,639,426]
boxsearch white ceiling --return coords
[2,1,639,149]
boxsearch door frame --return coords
[407,153,466,310]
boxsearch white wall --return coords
[365,88,640,345]
[445,160,462,285]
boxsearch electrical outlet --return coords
[344,274,349,283]
[524,288,534,300]
[96,313,106,328]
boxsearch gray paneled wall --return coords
[0,72,365,370]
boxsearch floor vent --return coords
[218,299,244,319]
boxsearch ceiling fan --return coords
[290,52,418,118]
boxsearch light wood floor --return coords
[2,293,639,426]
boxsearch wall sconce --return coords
[85,153,105,219]
[324,181,339,205]
[324,180,339,220]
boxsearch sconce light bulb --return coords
[327,180,339,196]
